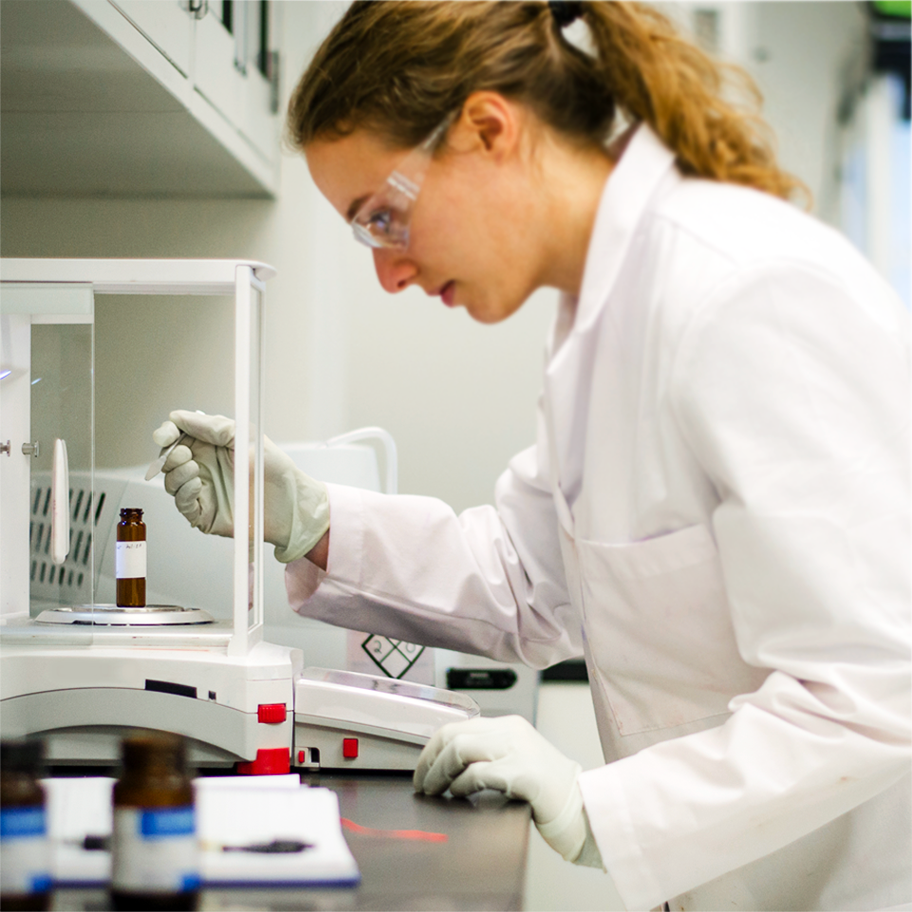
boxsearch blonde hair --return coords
[288,1,808,203]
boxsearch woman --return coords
[155,2,910,908]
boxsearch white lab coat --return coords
[287,124,911,911]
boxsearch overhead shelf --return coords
[0,0,280,198]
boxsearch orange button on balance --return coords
[342,738,359,759]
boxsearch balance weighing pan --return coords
[34,605,215,626]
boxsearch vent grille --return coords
[29,473,113,604]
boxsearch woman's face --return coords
[305,121,545,324]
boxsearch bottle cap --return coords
[121,731,188,771]
[1,738,46,773]
[120,507,144,519]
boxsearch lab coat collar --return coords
[574,123,677,335]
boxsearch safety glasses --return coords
[351,118,451,250]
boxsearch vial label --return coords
[112,807,200,893]
[0,807,52,895]
[115,541,147,580]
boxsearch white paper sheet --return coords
[43,776,359,887]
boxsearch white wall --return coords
[749,1,868,220]
[664,1,867,215]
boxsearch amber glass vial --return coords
[116,507,146,607]
[0,739,52,912]
[111,732,200,911]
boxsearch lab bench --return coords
[48,772,531,912]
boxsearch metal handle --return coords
[0,440,9,456]
[268,50,280,115]
[188,0,208,20]
[21,441,39,457]
[234,0,249,75]
[51,438,70,565]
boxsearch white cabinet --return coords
[0,0,281,197]
[110,0,281,173]
[194,3,241,118]
[191,0,276,163]
[111,0,194,76]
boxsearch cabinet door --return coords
[242,66,275,163]
[195,0,277,165]
[194,0,244,136]
[241,0,278,163]
[111,0,194,76]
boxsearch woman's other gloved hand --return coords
[414,714,603,867]
[152,409,330,563]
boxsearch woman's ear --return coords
[450,91,521,160]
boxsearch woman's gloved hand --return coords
[152,409,330,563]
[414,715,602,866]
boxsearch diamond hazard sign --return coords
[360,635,426,679]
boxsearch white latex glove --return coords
[414,714,601,865]
[152,409,330,563]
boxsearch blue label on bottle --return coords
[0,807,47,839]
[29,874,53,892]
[139,807,195,839]
[181,873,202,891]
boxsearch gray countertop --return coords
[51,772,531,911]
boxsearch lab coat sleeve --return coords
[284,442,582,668]
[578,261,911,908]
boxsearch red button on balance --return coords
[342,738,359,759]
[257,703,287,724]
[237,747,290,775]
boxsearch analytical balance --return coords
[0,258,478,773]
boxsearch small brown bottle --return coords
[111,732,200,912]
[0,739,52,912]
[116,508,146,607]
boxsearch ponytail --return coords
[580,3,808,202]
[288,1,808,204]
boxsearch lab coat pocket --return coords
[577,524,768,736]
